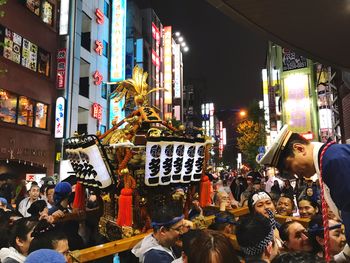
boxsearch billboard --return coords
[283,73,312,133]
[282,48,307,71]
[262,69,270,132]
[54,97,65,138]
[110,0,126,82]
[173,40,181,98]
[109,94,125,128]
[163,26,172,104]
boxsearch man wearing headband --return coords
[236,214,279,262]
[259,125,350,246]
[132,204,185,263]
[208,211,237,234]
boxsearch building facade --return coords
[0,0,58,177]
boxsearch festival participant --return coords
[308,215,349,260]
[186,229,239,263]
[24,249,66,263]
[28,220,70,263]
[279,221,312,253]
[298,197,319,219]
[236,214,279,263]
[208,211,236,234]
[259,125,350,245]
[171,230,201,263]
[248,191,276,218]
[276,195,294,217]
[18,183,41,218]
[132,202,185,263]
[271,252,325,263]
[0,218,37,263]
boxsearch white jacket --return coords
[0,247,26,263]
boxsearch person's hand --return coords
[52,210,65,219]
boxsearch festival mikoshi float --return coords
[64,66,215,241]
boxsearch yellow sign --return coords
[140,107,161,123]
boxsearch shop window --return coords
[35,102,48,129]
[101,83,107,99]
[78,123,87,135]
[0,89,18,124]
[17,96,34,127]
[103,40,108,57]
[41,1,54,26]
[104,1,110,19]
[26,0,41,16]
[81,12,91,51]
[37,47,50,77]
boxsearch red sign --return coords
[95,8,104,24]
[92,103,102,121]
[93,70,103,85]
[56,48,67,89]
[95,40,103,56]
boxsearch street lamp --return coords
[173,31,189,53]
[239,110,247,118]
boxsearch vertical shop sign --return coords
[55,97,65,138]
[57,48,67,89]
[110,0,127,82]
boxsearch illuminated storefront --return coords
[0,1,59,176]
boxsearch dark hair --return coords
[277,194,295,210]
[271,252,325,263]
[208,211,236,232]
[187,229,239,263]
[151,200,183,231]
[27,200,47,217]
[248,190,272,214]
[236,214,272,259]
[279,221,299,242]
[298,197,319,211]
[45,185,55,195]
[29,220,68,254]
[307,215,324,254]
[9,218,37,248]
[181,229,202,256]
[277,133,310,172]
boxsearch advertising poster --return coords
[41,1,53,26]
[3,28,22,64]
[22,38,38,72]
[109,94,125,128]
[26,0,41,16]
[283,73,311,133]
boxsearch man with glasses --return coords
[132,203,186,263]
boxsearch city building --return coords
[0,0,58,176]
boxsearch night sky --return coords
[148,0,268,110]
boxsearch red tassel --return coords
[73,181,85,210]
[116,188,133,226]
[199,175,211,207]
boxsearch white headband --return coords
[251,192,271,206]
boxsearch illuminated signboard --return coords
[110,0,126,82]
[219,121,224,157]
[92,103,102,121]
[54,97,65,138]
[57,48,67,89]
[262,69,270,133]
[283,73,311,133]
[163,26,172,104]
[59,0,69,35]
[109,94,125,128]
[173,40,181,98]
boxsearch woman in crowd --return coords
[281,180,294,198]
[271,180,282,197]
[304,187,319,204]
[308,215,347,260]
[0,218,37,263]
[279,221,312,253]
[186,229,239,263]
[297,197,319,219]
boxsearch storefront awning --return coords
[207,0,350,71]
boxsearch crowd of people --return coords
[0,178,104,263]
[128,166,350,263]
